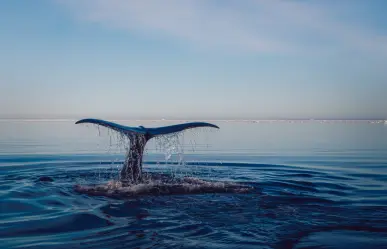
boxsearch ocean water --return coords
[0,120,386,249]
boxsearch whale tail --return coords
[75,118,219,183]
[75,118,219,138]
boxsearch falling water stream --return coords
[74,125,252,198]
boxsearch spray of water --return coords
[74,123,252,197]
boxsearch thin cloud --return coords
[57,0,387,56]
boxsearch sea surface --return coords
[0,120,386,249]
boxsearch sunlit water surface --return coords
[0,120,387,249]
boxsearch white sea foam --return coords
[74,176,252,198]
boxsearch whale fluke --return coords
[75,118,147,135]
[144,122,219,137]
[76,118,219,183]
[75,118,218,138]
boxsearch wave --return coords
[1,157,387,248]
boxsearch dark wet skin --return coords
[120,134,148,184]
[74,119,220,185]
[70,118,250,199]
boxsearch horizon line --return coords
[0,118,385,122]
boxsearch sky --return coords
[0,0,386,120]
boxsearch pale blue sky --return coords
[1,0,386,119]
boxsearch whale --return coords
[75,118,219,184]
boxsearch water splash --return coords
[74,121,250,198]
[75,175,253,198]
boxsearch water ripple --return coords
[0,158,386,248]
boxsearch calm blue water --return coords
[0,120,387,249]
